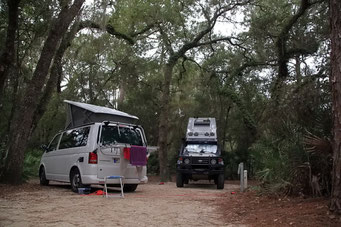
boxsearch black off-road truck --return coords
[176,118,225,189]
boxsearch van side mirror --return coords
[40,144,49,152]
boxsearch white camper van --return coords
[39,100,148,192]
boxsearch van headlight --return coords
[184,158,190,164]
[210,159,217,165]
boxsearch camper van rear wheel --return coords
[39,166,49,186]
[176,172,184,187]
[123,184,138,192]
[70,169,85,192]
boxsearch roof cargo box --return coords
[64,100,138,129]
[186,117,217,142]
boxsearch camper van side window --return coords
[59,126,90,149]
[48,134,61,152]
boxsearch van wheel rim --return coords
[72,174,80,189]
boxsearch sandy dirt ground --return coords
[216,189,341,227]
[1,177,340,227]
[0,178,241,227]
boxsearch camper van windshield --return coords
[184,143,217,154]
[101,125,143,146]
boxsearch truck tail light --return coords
[88,151,98,164]
[123,147,131,160]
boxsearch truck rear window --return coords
[101,125,143,146]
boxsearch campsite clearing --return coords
[0,177,235,227]
[0,177,339,226]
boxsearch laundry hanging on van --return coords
[130,145,147,166]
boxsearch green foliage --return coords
[22,149,43,180]
[249,118,308,192]
[0,0,331,191]
[147,152,159,175]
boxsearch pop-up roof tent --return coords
[64,100,139,129]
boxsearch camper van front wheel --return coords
[70,169,85,192]
[39,166,49,186]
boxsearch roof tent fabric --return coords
[64,100,139,129]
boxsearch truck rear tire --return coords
[176,172,184,187]
[184,177,189,184]
[217,174,224,189]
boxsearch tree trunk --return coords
[0,0,20,106]
[0,0,84,184]
[295,56,302,85]
[31,21,81,134]
[157,62,175,182]
[330,0,341,214]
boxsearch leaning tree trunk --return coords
[0,0,20,106]
[330,0,341,214]
[30,21,81,134]
[157,62,175,182]
[0,0,84,184]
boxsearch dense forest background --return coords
[1,0,340,207]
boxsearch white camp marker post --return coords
[243,169,247,189]
[238,162,244,192]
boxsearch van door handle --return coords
[78,157,84,162]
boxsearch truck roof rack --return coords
[186,117,217,142]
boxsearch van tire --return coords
[217,174,224,189]
[70,168,85,193]
[176,172,184,187]
[39,166,49,186]
[123,184,138,192]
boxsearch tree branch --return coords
[170,0,251,63]
[79,20,155,45]
[275,0,311,79]
[272,0,320,103]
[105,24,135,45]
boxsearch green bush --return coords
[222,151,240,180]
[249,121,308,194]
[147,152,159,175]
[22,149,43,180]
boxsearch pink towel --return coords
[130,145,147,166]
